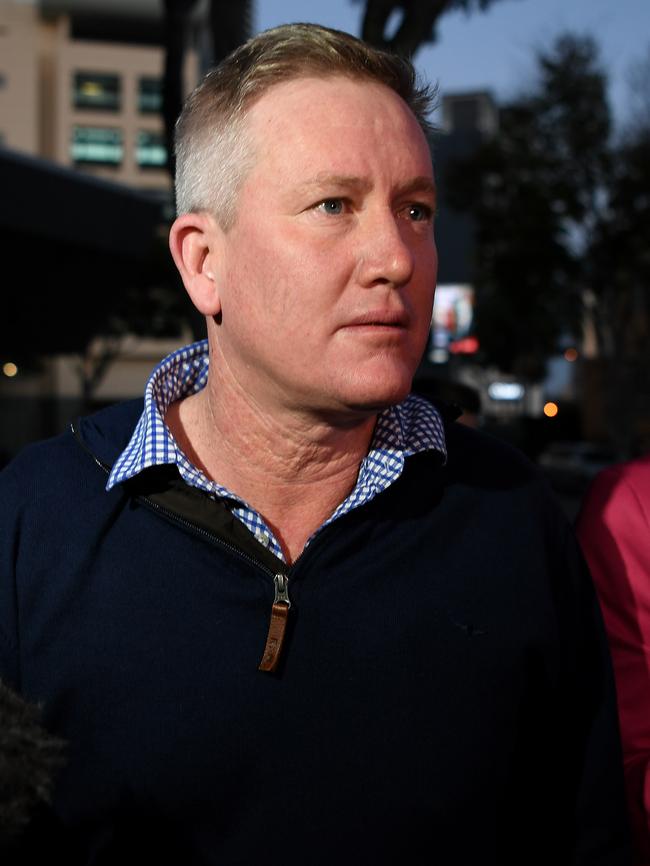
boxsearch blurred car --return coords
[537,441,622,496]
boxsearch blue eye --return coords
[318,199,344,215]
[407,204,432,222]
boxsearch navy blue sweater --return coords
[0,400,630,864]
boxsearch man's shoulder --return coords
[443,419,545,488]
[0,399,144,508]
[400,415,563,529]
[73,397,145,468]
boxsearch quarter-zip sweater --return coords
[0,399,631,865]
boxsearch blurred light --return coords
[2,362,18,378]
[488,382,525,401]
[543,402,559,418]
[564,348,578,362]
[81,82,102,96]
[430,348,448,364]
[449,336,480,355]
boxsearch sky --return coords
[256,0,650,130]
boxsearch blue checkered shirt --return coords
[107,340,447,562]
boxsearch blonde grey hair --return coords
[174,22,437,229]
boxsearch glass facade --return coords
[136,130,166,168]
[73,72,120,111]
[138,77,162,114]
[67,72,166,173]
[71,126,123,165]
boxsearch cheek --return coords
[222,251,323,353]
[221,215,358,348]
[251,241,345,324]
[406,249,437,344]
[412,245,438,303]
[419,234,438,274]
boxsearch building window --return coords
[138,77,162,114]
[136,130,167,169]
[0,73,7,89]
[71,126,123,165]
[73,72,120,111]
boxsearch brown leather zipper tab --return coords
[258,602,289,672]
[258,574,291,673]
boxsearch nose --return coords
[355,209,416,289]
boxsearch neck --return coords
[165,355,378,563]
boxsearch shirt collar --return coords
[107,339,447,492]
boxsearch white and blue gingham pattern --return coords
[107,339,447,562]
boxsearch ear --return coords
[168,212,223,316]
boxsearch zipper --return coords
[71,421,293,673]
[258,574,292,673]
[141,496,293,674]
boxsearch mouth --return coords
[343,311,409,329]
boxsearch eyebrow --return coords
[294,173,436,202]
[294,174,373,196]
[395,176,437,202]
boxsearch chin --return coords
[337,364,415,413]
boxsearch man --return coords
[0,23,631,865]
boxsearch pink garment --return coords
[577,454,650,865]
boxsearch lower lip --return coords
[343,323,406,332]
[339,324,408,345]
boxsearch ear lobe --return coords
[168,213,222,316]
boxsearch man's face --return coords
[209,75,437,419]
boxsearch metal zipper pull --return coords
[258,574,291,673]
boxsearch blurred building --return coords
[427,92,579,450]
[427,91,497,369]
[422,91,501,403]
[0,334,193,467]
[0,0,204,197]
[434,91,497,290]
[0,0,205,459]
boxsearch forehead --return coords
[242,75,433,181]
